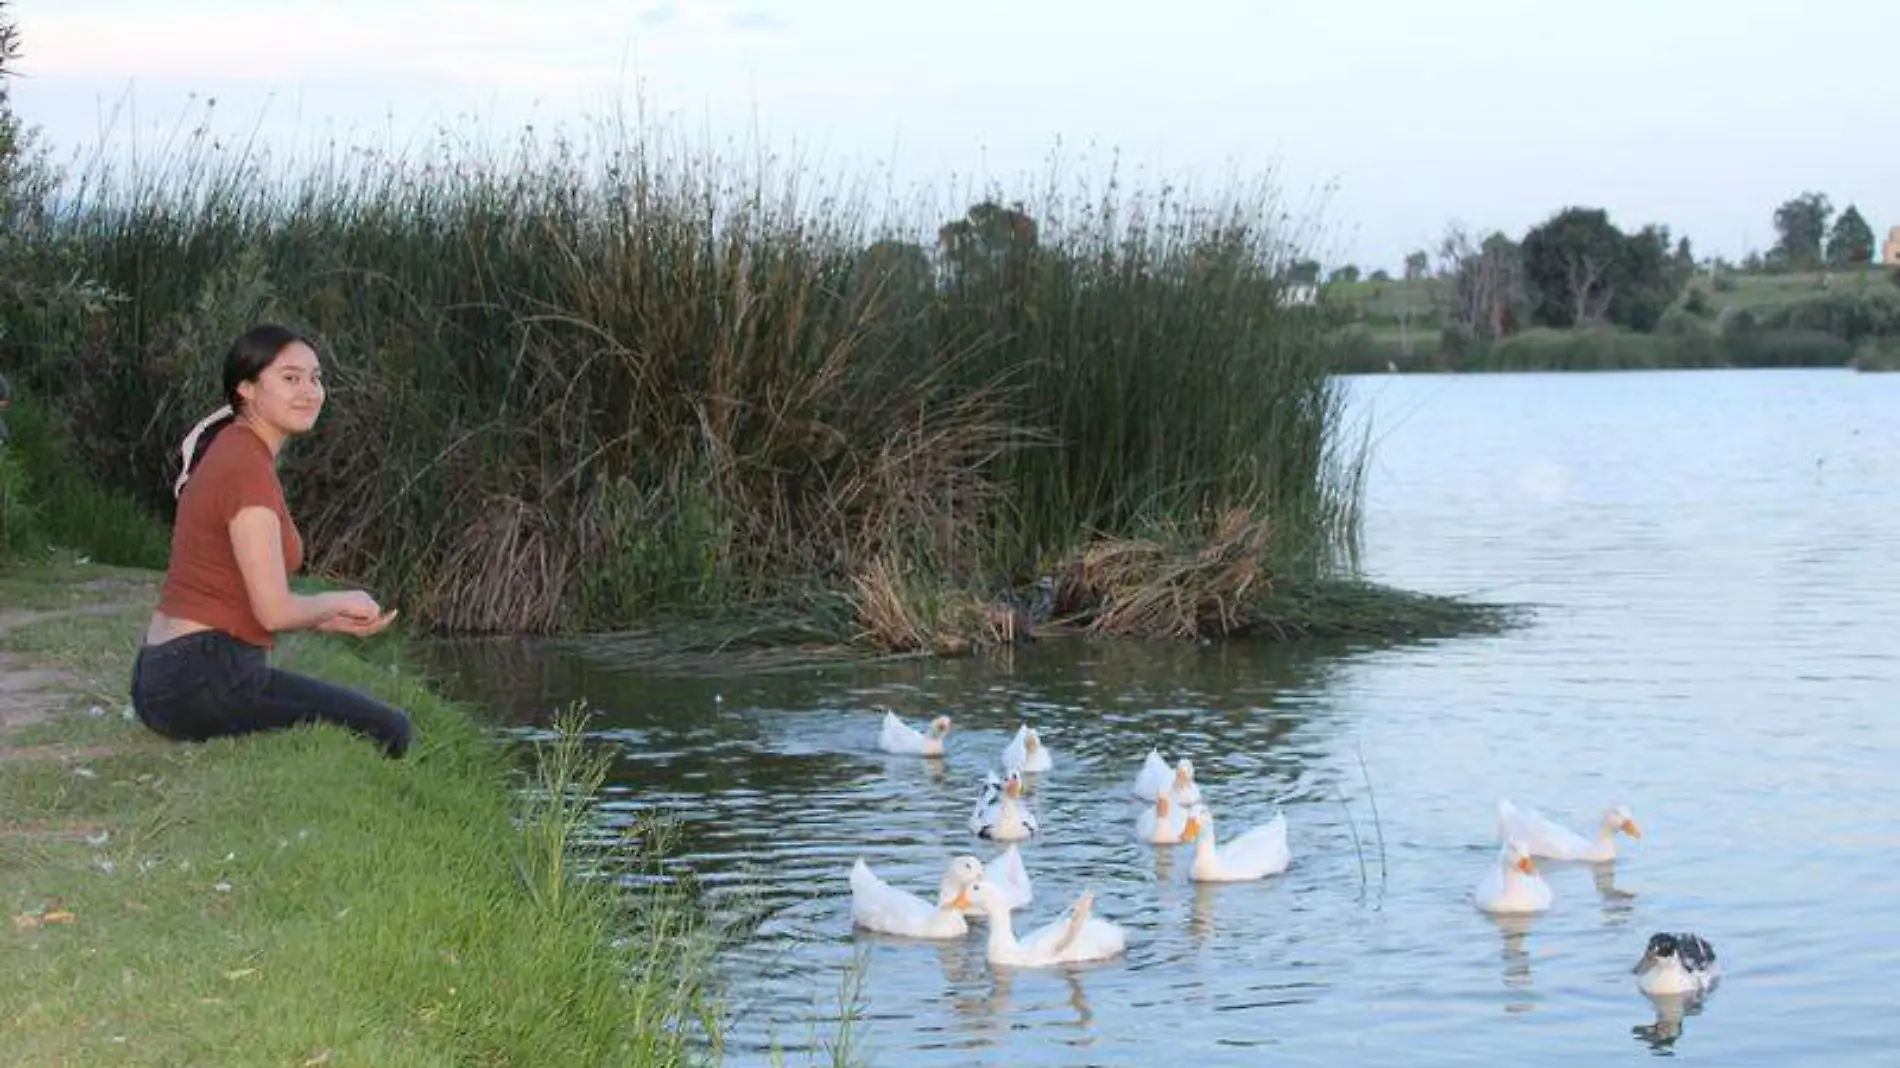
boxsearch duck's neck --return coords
[985,906,1019,955]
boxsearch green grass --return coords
[0,560,724,1067]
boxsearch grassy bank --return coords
[0,102,1487,650]
[0,556,720,1067]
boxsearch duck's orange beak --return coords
[1181,817,1201,842]
[1516,855,1537,875]
[1004,778,1021,798]
[950,887,971,910]
[1621,819,1642,839]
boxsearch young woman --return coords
[131,324,415,758]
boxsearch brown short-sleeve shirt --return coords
[155,422,304,648]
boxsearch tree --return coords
[1403,250,1429,280]
[1327,264,1361,284]
[1674,235,1695,271]
[1771,192,1832,270]
[937,200,1039,292]
[1436,224,1525,342]
[1520,208,1625,328]
[1614,224,1679,332]
[1827,205,1875,267]
[1368,268,1392,282]
[1518,207,1680,332]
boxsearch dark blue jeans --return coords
[131,630,414,758]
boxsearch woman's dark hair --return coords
[173,324,314,497]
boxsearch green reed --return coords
[0,107,1378,634]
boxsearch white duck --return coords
[963,843,1035,913]
[1135,791,1197,845]
[878,711,952,756]
[849,855,981,939]
[1132,750,1202,807]
[968,770,1039,841]
[965,881,1128,967]
[1497,798,1641,861]
[1632,931,1721,996]
[1185,807,1291,882]
[1472,838,1553,915]
[1001,724,1053,774]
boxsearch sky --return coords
[7,0,1898,272]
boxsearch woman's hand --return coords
[316,590,396,637]
[318,607,399,638]
[322,590,383,622]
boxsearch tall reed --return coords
[0,107,1372,635]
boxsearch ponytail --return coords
[173,405,236,499]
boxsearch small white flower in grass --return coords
[213,881,232,893]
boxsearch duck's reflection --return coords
[942,947,1105,1042]
[1631,990,1709,1052]
[1488,913,1537,991]
[1190,881,1219,945]
[1593,860,1638,923]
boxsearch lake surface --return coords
[425,369,1900,1065]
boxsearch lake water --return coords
[426,369,1900,1065]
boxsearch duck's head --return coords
[1002,770,1025,799]
[938,854,984,910]
[1172,759,1196,790]
[1604,805,1641,839]
[1023,727,1042,754]
[1501,838,1538,876]
[962,879,1004,914]
[1632,932,1681,976]
[927,715,952,739]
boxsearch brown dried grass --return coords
[417,493,571,634]
[1057,507,1274,640]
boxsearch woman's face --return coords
[237,342,325,436]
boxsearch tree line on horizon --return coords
[1326,193,1882,290]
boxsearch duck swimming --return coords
[964,880,1128,967]
[1472,838,1553,914]
[1135,791,1198,845]
[1131,749,1202,807]
[878,711,952,756]
[1001,724,1053,774]
[969,769,1039,841]
[848,855,981,939]
[1632,932,1720,996]
[1185,808,1290,882]
[1497,798,1641,862]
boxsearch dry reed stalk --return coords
[419,494,570,633]
[1060,507,1276,640]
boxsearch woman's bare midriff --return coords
[144,611,215,647]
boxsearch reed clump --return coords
[0,105,1495,646]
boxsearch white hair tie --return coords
[173,405,235,499]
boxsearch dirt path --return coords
[0,598,149,754]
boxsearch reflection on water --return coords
[1633,989,1712,1054]
[415,371,1900,1064]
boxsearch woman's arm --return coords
[229,506,378,633]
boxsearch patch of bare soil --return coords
[0,601,147,755]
